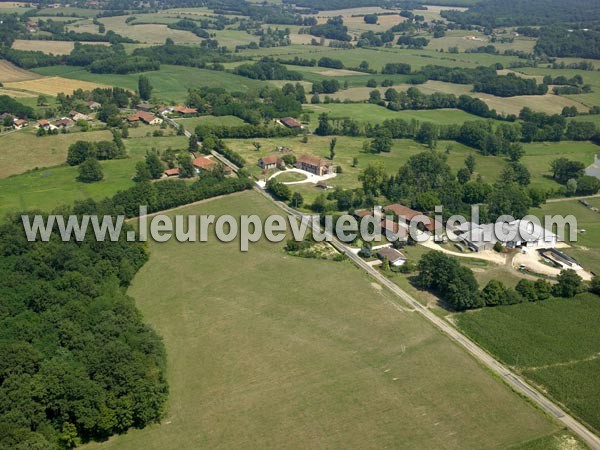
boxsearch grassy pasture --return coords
[520,141,598,191]
[304,103,483,126]
[0,129,187,218]
[174,115,247,129]
[0,128,113,179]
[456,293,600,433]
[95,15,202,44]
[82,191,560,450]
[32,65,265,102]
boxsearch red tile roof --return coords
[297,154,329,168]
[192,157,216,170]
[280,117,302,128]
[173,106,197,114]
[259,155,281,165]
[383,204,422,221]
[164,168,179,177]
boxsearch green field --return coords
[83,191,561,450]
[0,127,112,178]
[521,141,598,191]
[32,65,265,103]
[174,115,247,129]
[456,293,600,433]
[304,103,484,126]
[0,128,187,218]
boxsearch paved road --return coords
[257,187,600,450]
[176,118,600,449]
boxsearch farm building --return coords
[505,220,557,248]
[296,155,332,176]
[376,247,406,266]
[69,111,92,121]
[128,111,163,125]
[258,155,283,170]
[279,117,302,129]
[56,117,75,129]
[172,106,197,115]
[163,168,180,178]
[86,101,101,110]
[12,118,28,129]
[383,204,422,222]
[35,119,56,131]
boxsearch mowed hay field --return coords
[5,76,114,96]
[84,191,561,450]
[11,39,110,55]
[0,128,113,178]
[0,59,41,83]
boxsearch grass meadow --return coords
[82,191,560,450]
[0,126,187,218]
[32,65,265,102]
[0,127,113,178]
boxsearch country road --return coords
[174,117,600,450]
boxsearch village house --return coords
[376,247,407,267]
[86,101,101,110]
[69,111,92,122]
[35,119,56,131]
[128,111,163,125]
[56,117,75,129]
[279,117,302,129]
[172,106,198,115]
[12,118,28,130]
[258,155,283,170]
[193,156,232,175]
[296,155,332,176]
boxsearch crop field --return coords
[32,65,264,102]
[82,191,560,450]
[0,88,37,98]
[11,39,109,55]
[456,293,600,433]
[4,75,113,96]
[0,131,187,218]
[304,103,483,126]
[0,128,113,179]
[0,59,41,83]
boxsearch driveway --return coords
[268,168,337,185]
